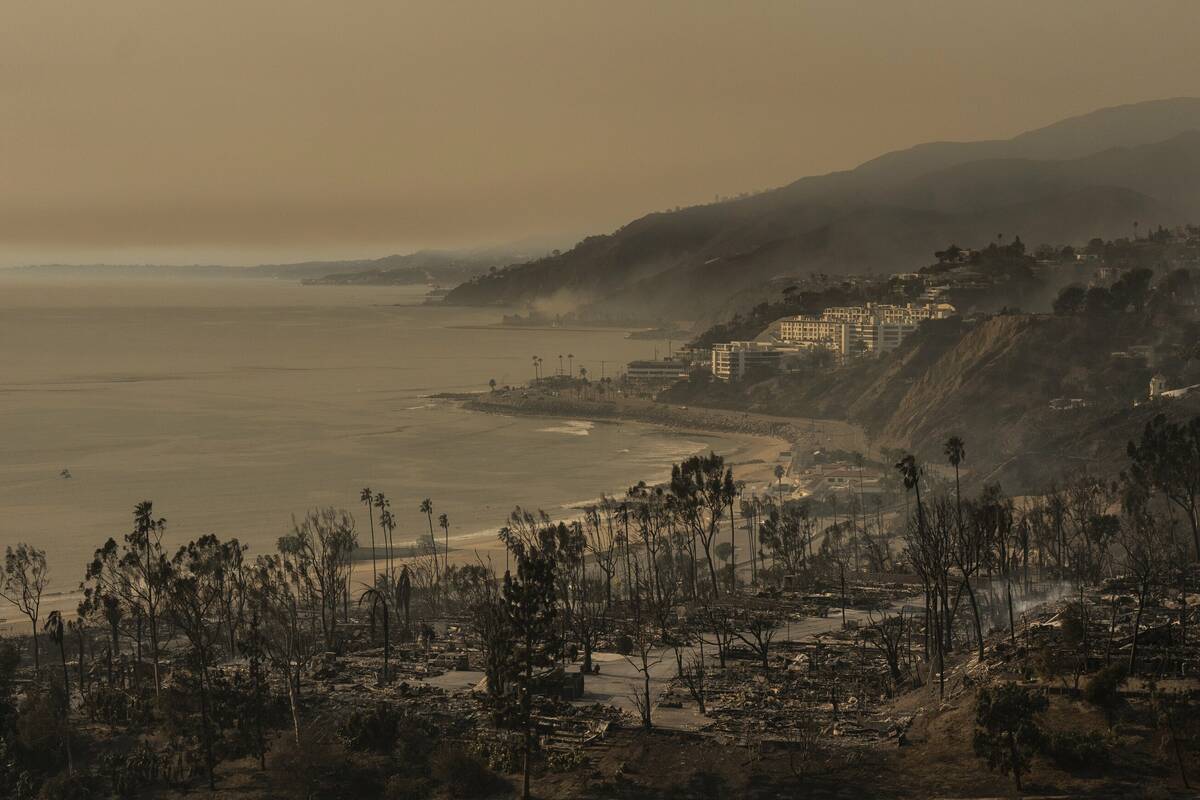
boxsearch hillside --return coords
[445,98,1200,320]
[663,289,1200,491]
[864,314,1159,481]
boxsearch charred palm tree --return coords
[943,436,966,525]
[360,487,378,589]
[380,508,397,620]
[398,565,412,635]
[44,611,73,774]
[420,499,439,583]
[358,588,390,683]
[439,512,451,576]
[375,492,392,583]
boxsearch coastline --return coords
[453,390,866,456]
[365,388,866,578]
[351,405,789,582]
[21,393,846,622]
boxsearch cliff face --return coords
[859,314,1169,486]
[665,311,1179,489]
[875,316,1059,452]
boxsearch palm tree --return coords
[375,492,392,583]
[438,512,451,575]
[379,507,396,592]
[727,477,743,591]
[358,588,390,683]
[894,455,923,521]
[895,453,939,690]
[532,356,539,381]
[557,353,564,375]
[774,464,786,506]
[397,565,412,633]
[44,610,73,774]
[360,488,377,589]
[420,499,439,582]
[943,436,965,524]
[567,353,574,377]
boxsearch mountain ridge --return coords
[444,98,1200,319]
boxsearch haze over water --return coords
[0,277,734,600]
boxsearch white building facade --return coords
[778,302,955,358]
[711,341,783,381]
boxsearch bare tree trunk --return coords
[76,629,86,697]
[963,578,985,661]
[642,664,652,729]
[1005,578,1016,645]
[58,641,73,775]
[199,664,215,790]
[1129,585,1147,676]
[149,613,162,699]
[522,688,532,800]
[1106,593,1119,665]
[840,565,847,629]
[30,619,40,671]
[286,670,302,745]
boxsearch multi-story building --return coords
[777,316,851,353]
[711,341,783,381]
[778,302,955,358]
[625,359,689,382]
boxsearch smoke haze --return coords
[4,1,1199,265]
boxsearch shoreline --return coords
[454,390,865,453]
[350,411,788,583]
[412,390,867,575]
[22,400,788,624]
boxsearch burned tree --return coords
[280,507,356,651]
[1117,483,1170,676]
[865,609,910,694]
[1,543,49,670]
[497,520,562,800]
[734,610,779,670]
[670,452,735,598]
[583,498,621,609]
[1126,413,1200,559]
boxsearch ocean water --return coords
[0,276,736,602]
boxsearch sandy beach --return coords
[349,422,789,585]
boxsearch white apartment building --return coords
[776,317,851,353]
[711,341,783,381]
[778,302,955,358]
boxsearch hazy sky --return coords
[3,0,1199,266]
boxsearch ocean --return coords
[0,275,739,606]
